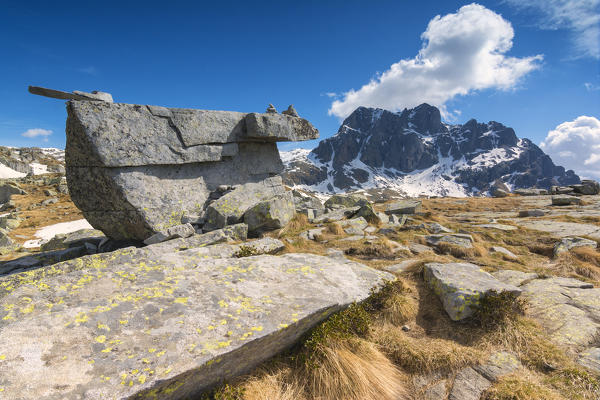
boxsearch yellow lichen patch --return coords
[20,303,34,314]
[173,297,188,304]
[74,312,88,324]
[155,350,165,357]
[251,326,263,332]
[148,348,157,353]
[95,335,107,343]
[97,322,110,331]
[101,347,112,353]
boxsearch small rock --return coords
[491,188,508,198]
[492,270,538,287]
[553,237,597,257]
[409,242,433,254]
[266,103,277,113]
[552,195,582,206]
[475,351,521,382]
[518,209,545,217]
[326,248,346,259]
[244,192,295,235]
[578,348,600,375]
[427,222,452,234]
[551,186,574,195]
[281,104,299,117]
[426,234,474,249]
[217,185,230,192]
[365,226,377,234]
[401,325,411,332]
[476,223,517,231]
[143,223,196,245]
[299,228,325,241]
[514,188,548,196]
[489,246,518,260]
[44,189,57,197]
[448,367,491,400]
[41,197,58,206]
[0,183,25,203]
[340,217,368,235]
[353,202,381,224]
[181,214,205,226]
[324,194,369,209]
[384,199,422,215]
[423,262,522,320]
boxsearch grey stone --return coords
[409,243,433,254]
[424,380,447,400]
[477,223,518,231]
[552,195,582,206]
[339,235,368,242]
[491,188,508,198]
[245,113,319,142]
[518,209,545,217]
[282,104,299,117]
[29,86,114,102]
[426,234,474,249]
[326,248,346,259]
[299,228,325,241]
[489,246,518,260]
[389,214,407,226]
[340,217,368,235]
[553,236,597,257]
[266,103,277,113]
[44,189,57,196]
[364,226,377,234]
[384,199,422,215]
[449,367,491,400]
[181,214,204,226]
[353,203,381,224]
[475,351,521,381]
[551,186,574,194]
[0,247,391,400]
[0,215,21,231]
[292,190,324,215]
[492,270,537,287]
[243,192,295,235]
[578,348,600,375]
[424,262,522,321]
[143,223,196,245]
[312,207,359,223]
[514,188,548,196]
[0,182,25,203]
[0,230,15,249]
[427,222,452,234]
[65,101,318,240]
[514,220,600,240]
[324,193,369,209]
[576,180,600,195]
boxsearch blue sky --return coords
[1,1,599,176]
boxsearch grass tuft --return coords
[473,290,527,329]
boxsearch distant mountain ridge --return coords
[282,104,580,197]
[0,146,65,178]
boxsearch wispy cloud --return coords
[585,82,600,91]
[329,4,542,119]
[22,128,53,142]
[505,0,600,59]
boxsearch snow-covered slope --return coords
[282,104,580,197]
[0,146,65,177]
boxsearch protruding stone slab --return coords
[553,236,597,257]
[29,86,113,102]
[245,112,319,141]
[0,248,392,400]
[552,195,582,206]
[385,199,422,215]
[424,262,522,321]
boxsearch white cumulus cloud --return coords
[329,3,542,119]
[540,116,600,180]
[505,0,600,59]
[22,128,53,142]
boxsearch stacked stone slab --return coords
[65,101,319,240]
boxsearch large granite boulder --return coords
[0,240,392,399]
[65,101,318,241]
[423,262,522,321]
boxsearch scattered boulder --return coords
[243,192,295,235]
[489,246,518,260]
[312,207,359,223]
[143,223,196,245]
[423,262,522,320]
[384,199,422,215]
[384,259,419,274]
[518,209,545,217]
[41,197,58,206]
[44,189,57,196]
[0,229,15,249]
[353,202,381,224]
[491,188,508,198]
[409,243,434,255]
[553,236,597,257]
[492,270,538,287]
[448,367,492,400]
[324,193,368,209]
[0,244,391,400]
[0,182,25,203]
[426,222,452,234]
[299,228,325,241]
[551,186,574,195]
[552,195,582,206]
[572,180,600,195]
[339,217,368,235]
[292,190,324,217]
[41,229,106,251]
[514,188,548,196]
[65,101,318,240]
[426,234,474,249]
[578,348,600,375]
[0,215,21,230]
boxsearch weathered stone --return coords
[576,180,600,195]
[0,247,391,400]
[426,233,474,249]
[384,259,418,274]
[282,104,299,117]
[518,209,545,217]
[44,189,57,196]
[384,199,422,215]
[552,195,582,206]
[41,197,58,206]
[203,177,286,231]
[0,182,25,203]
[312,207,360,223]
[29,85,114,102]
[243,192,295,235]
[578,348,600,375]
[339,217,368,235]
[65,101,318,240]
[491,188,508,198]
[489,246,518,260]
[409,242,433,254]
[143,223,196,245]
[448,367,492,400]
[0,215,21,230]
[324,193,369,209]
[492,270,537,287]
[299,228,325,241]
[291,190,324,215]
[41,229,106,251]
[553,236,597,257]
[514,188,548,196]
[426,222,452,234]
[353,202,381,224]
[424,262,522,321]
[551,185,574,194]
[514,220,600,240]
[475,351,521,382]
[424,380,447,400]
[0,229,15,249]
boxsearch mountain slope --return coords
[0,146,65,178]
[282,104,579,197]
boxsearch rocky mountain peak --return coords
[283,104,580,197]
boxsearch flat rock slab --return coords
[578,348,600,375]
[0,250,392,399]
[513,220,600,240]
[426,234,474,249]
[424,262,521,321]
[553,236,597,257]
[384,200,422,215]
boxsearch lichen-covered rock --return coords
[426,233,474,249]
[243,191,295,235]
[552,194,582,206]
[143,223,196,245]
[553,236,597,257]
[0,182,25,203]
[384,199,422,215]
[578,348,600,375]
[65,101,318,240]
[0,247,391,400]
[324,193,369,209]
[339,217,368,235]
[423,262,522,321]
[489,246,518,260]
[353,202,381,224]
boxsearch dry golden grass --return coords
[483,372,564,400]
[277,214,311,238]
[572,246,600,267]
[326,222,344,236]
[241,367,307,400]
[302,339,407,400]
[372,324,484,374]
[547,253,600,282]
